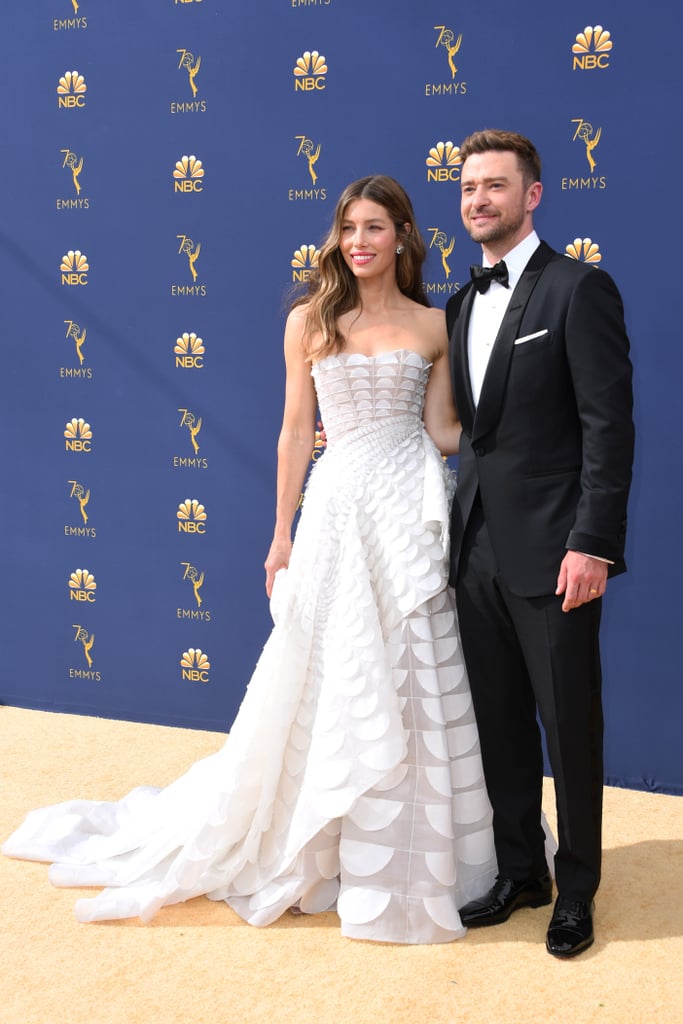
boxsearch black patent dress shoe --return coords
[459,873,553,927]
[546,897,595,958]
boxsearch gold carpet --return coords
[1,706,681,1024]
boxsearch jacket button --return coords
[475,446,486,456]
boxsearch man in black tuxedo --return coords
[446,130,634,957]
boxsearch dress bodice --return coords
[311,349,431,445]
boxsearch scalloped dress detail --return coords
[3,349,497,944]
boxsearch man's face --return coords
[460,150,541,259]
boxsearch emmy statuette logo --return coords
[73,625,95,667]
[178,562,211,621]
[70,624,100,681]
[60,320,92,378]
[174,409,208,468]
[424,227,461,296]
[561,120,607,191]
[66,479,96,538]
[172,49,206,113]
[426,26,467,95]
[173,237,206,296]
[58,149,90,209]
[290,136,327,201]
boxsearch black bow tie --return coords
[470,260,509,293]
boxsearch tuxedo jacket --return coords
[446,241,634,597]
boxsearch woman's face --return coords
[339,198,403,282]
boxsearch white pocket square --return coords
[514,329,549,345]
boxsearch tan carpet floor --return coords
[1,706,681,1024]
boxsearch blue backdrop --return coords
[1,0,680,795]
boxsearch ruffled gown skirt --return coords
[3,350,497,943]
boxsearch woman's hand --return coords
[264,535,293,597]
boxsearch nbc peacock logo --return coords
[175,331,205,369]
[57,70,87,108]
[180,648,210,684]
[177,497,207,534]
[61,250,89,286]
[69,568,96,602]
[173,155,204,193]
[426,141,462,183]
[64,417,92,452]
[293,50,327,91]
[565,238,602,264]
[572,26,612,70]
[291,244,320,283]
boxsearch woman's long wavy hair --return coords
[293,175,429,361]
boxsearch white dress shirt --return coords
[467,230,540,405]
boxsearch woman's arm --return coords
[422,323,461,456]
[264,310,318,596]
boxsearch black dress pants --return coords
[455,498,604,902]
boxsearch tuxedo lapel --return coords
[471,242,554,445]
[450,285,476,435]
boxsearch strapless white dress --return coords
[3,349,497,944]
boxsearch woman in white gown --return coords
[3,176,498,943]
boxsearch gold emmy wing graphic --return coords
[571,120,602,172]
[177,236,201,281]
[429,228,455,279]
[178,409,202,454]
[73,625,95,667]
[69,480,91,523]
[177,49,201,96]
[61,149,84,193]
[182,563,205,608]
[434,26,463,78]
[296,136,321,185]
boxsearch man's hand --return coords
[555,551,608,612]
